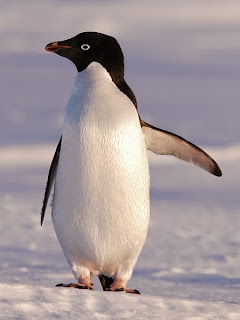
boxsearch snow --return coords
[1,0,240,319]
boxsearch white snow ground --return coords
[1,1,240,319]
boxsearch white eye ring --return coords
[81,44,90,51]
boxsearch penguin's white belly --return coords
[52,63,150,278]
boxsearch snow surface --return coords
[1,0,240,319]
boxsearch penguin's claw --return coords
[56,283,94,290]
[125,288,140,294]
[104,278,140,294]
[105,286,140,294]
[105,286,124,292]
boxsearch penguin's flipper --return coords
[141,120,222,177]
[40,137,62,225]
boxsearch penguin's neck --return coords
[79,62,112,84]
[71,62,137,110]
[65,62,111,117]
[70,62,111,97]
[65,62,134,125]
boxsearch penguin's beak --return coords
[45,42,72,53]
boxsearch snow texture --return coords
[1,0,240,319]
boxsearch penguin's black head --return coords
[45,32,124,82]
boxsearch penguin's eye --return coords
[81,44,90,51]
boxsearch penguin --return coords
[41,32,222,294]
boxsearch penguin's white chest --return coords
[52,62,150,278]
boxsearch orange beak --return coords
[45,42,72,53]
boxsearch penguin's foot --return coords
[56,274,94,290]
[104,278,140,294]
[56,282,94,290]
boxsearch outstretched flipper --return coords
[141,120,222,177]
[40,137,62,225]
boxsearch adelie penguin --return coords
[41,32,222,294]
